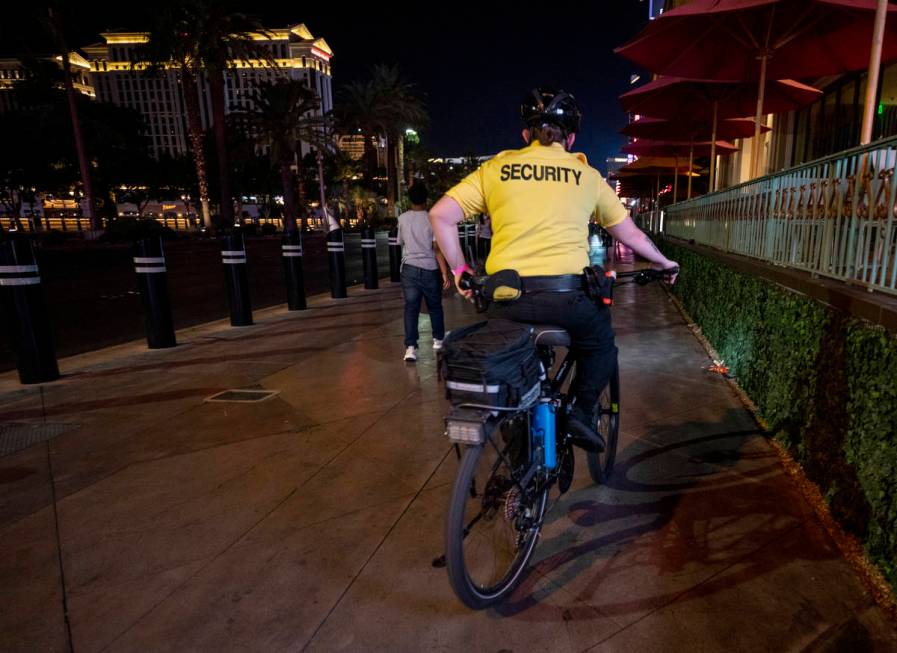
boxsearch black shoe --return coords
[567,413,606,453]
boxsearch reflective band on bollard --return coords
[0,237,59,383]
[282,231,306,311]
[134,237,176,349]
[361,227,378,290]
[388,227,401,282]
[0,265,40,286]
[221,233,253,326]
[327,228,347,299]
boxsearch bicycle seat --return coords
[531,325,571,347]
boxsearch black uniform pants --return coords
[487,290,617,417]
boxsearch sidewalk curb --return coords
[661,283,897,624]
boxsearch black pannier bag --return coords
[441,319,541,408]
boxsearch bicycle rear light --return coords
[445,408,491,445]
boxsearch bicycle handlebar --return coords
[459,272,489,312]
[612,266,679,286]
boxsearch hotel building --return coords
[81,23,333,159]
[0,52,95,113]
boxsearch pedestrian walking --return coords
[397,183,451,362]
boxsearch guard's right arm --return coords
[429,196,470,296]
[431,166,487,296]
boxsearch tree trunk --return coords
[398,136,405,193]
[208,72,234,226]
[386,134,397,218]
[280,159,297,233]
[181,66,212,230]
[50,10,99,233]
[317,150,334,231]
[295,155,308,232]
[363,130,377,187]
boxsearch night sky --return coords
[3,2,651,173]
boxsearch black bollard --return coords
[388,228,401,282]
[221,233,253,326]
[133,237,176,349]
[361,227,378,290]
[457,223,467,258]
[327,229,347,299]
[0,237,59,383]
[466,223,477,261]
[282,231,306,311]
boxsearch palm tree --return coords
[192,5,271,228]
[335,65,427,215]
[335,81,380,185]
[140,6,212,229]
[46,7,99,232]
[368,65,427,216]
[143,1,271,228]
[232,79,330,233]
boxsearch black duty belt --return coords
[520,274,584,293]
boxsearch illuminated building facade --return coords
[337,134,387,168]
[82,24,333,159]
[0,52,95,113]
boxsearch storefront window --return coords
[876,63,897,140]
[805,102,821,162]
[814,89,839,158]
[833,79,858,153]
[793,107,807,166]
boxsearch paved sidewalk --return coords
[1,280,895,652]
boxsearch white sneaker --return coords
[404,346,417,362]
[433,339,444,351]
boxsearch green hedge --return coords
[660,240,897,589]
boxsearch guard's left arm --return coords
[430,196,473,297]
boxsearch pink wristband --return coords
[452,263,472,277]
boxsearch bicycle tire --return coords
[445,432,549,610]
[586,364,621,485]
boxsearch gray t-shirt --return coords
[397,210,439,270]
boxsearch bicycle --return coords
[442,266,677,610]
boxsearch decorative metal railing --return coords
[653,135,897,296]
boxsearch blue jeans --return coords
[401,264,445,346]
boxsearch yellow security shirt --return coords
[445,141,627,276]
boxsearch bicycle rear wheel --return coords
[445,417,548,610]
[586,364,620,485]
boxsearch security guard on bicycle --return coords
[430,88,679,451]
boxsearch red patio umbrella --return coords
[621,119,767,196]
[619,77,822,121]
[615,0,897,175]
[614,156,702,174]
[621,140,740,198]
[620,140,739,158]
[620,117,769,141]
[610,169,700,202]
[619,78,821,187]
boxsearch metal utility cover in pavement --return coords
[204,389,280,403]
[0,422,80,457]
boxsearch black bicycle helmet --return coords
[520,88,582,136]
